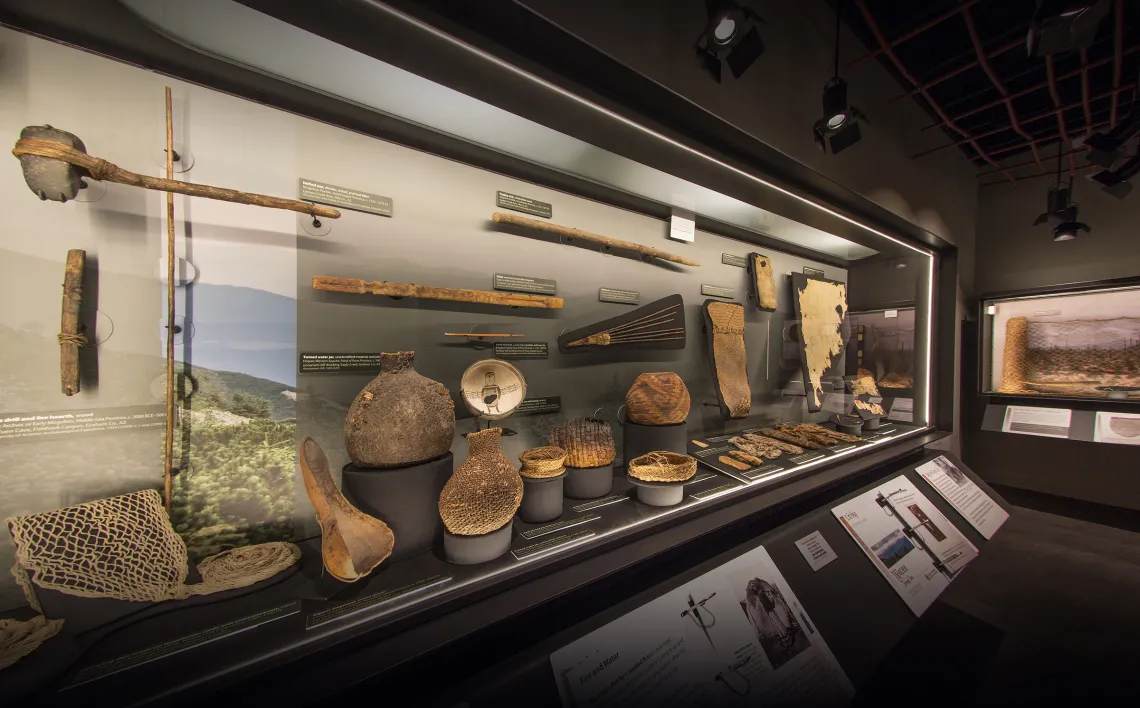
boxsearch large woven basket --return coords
[627,451,697,483]
[548,418,616,468]
[519,446,567,479]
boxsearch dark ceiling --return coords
[839,0,1140,185]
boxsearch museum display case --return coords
[0,0,957,701]
[980,280,1140,402]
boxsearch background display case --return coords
[0,0,958,701]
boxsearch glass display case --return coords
[0,0,955,699]
[980,281,1140,401]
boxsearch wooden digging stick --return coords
[313,276,564,309]
[59,249,85,396]
[491,212,701,267]
[12,138,341,219]
[163,86,176,512]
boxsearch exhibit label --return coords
[493,273,558,296]
[0,405,165,443]
[493,341,549,359]
[598,287,640,305]
[299,353,382,374]
[795,530,838,571]
[1001,405,1070,438]
[721,253,748,268]
[298,179,392,217]
[516,396,562,415]
[916,456,1009,540]
[700,284,734,299]
[513,528,594,560]
[803,266,825,277]
[496,190,552,218]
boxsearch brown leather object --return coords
[439,428,524,535]
[300,437,394,583]
[625,373,690,425]
[703,301,750,419]
[548,418,616,468]
[749,253,777,311]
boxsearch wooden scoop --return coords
[299,437,394,582]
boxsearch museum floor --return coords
[856,501,1140,706]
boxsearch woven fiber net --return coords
[7,489,300,608]
[0,615,63,671]
[628,452,696,483]
[706,302,750,418]
[1000,316,1140,394]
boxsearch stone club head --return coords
[16,125,87,203]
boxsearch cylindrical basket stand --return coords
[443,521,514,565]
[627,476,686,507]
[342,452,453,562]
[520,473,565,523]
[623,421,687,463]
[563,464,614,499]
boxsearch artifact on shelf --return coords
[300,438,394,582]
[491,211,700,267]
[832,414,864,436]
[850,375,880,397]
[345,351,455,468]
[6,489,301,605]
[760,426,820,450]
[59,248,85,396]
[854,399,885,416]
[439,428,524,535]
[558,294,686,352]
[719,455,751,471]
[313,275,563,309]
[742,432,803,455]
[998,315,1140,396]
[748,253,777,311]
[443,333,524,338]
[519,446,568,479]
[12,125,339,218]
[798,422,860,444]
[878,372,913,388]
[702,300,751,419]
[627,452,697,483]
[792,274,849,412]
[460,359,526,420]
[548,417,617,468]
[729,436,781,460]
[728,449,766,467]
[625,372,691,425]
[0,615,63,671]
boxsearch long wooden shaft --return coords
[491,212,701,267]
[313,276,563,309]
[60,249,85,395]
[13,138,341,219]
[163,87,175,513]
[443,333,525,337]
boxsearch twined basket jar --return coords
[345,351,454,468]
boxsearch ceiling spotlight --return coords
[1089,152,1139,199]
[1084,112,1140,169]
[694,1,765,82]
[1027,0,1112,56]
[813,3,865,155]
[1053,218,1090,241]
[1036,144,1090,240]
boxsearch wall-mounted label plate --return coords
[599,287,640,305]
[299,178,392,216]
[516,396,562,415]
[299,353,382,374]
[803,266,825,277]
[494,273,557,296]
[721,253,748,268]
[701,284,734,299]
[492,341,549,359]
[497,190,552,218]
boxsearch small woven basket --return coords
[627,451,697,483]
[519,446,567,479]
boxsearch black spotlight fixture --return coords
[1027,0,1112,57]
[813,1,865,154]
[1083,112,1140,169]
[694,1,765,82]
[1035,144,1091,241]
[1089,152,1140,199]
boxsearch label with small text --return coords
[496,191,552,218]
[721,253,748,268]
[299,179,392,216]
[701,284,735,299]
[493,273,557,296]
[299,353,381,374]
[599,287,640,305]
[516,396,562,415]
[493,341,549,359]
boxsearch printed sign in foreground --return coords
[916,456,1009,540]
[299,178,392,217]
[549,546,853,707]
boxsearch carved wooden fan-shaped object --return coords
[557,294,686,353]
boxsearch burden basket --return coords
[627,451,697,483]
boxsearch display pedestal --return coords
[342,452,453,562]
[623,421,687,463]
[443,521,513,565]
[627,475,686,507]
[563,464,614,499]
[864,416,882,430]
[520,473,565,523]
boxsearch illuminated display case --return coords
[0,0,957,700]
